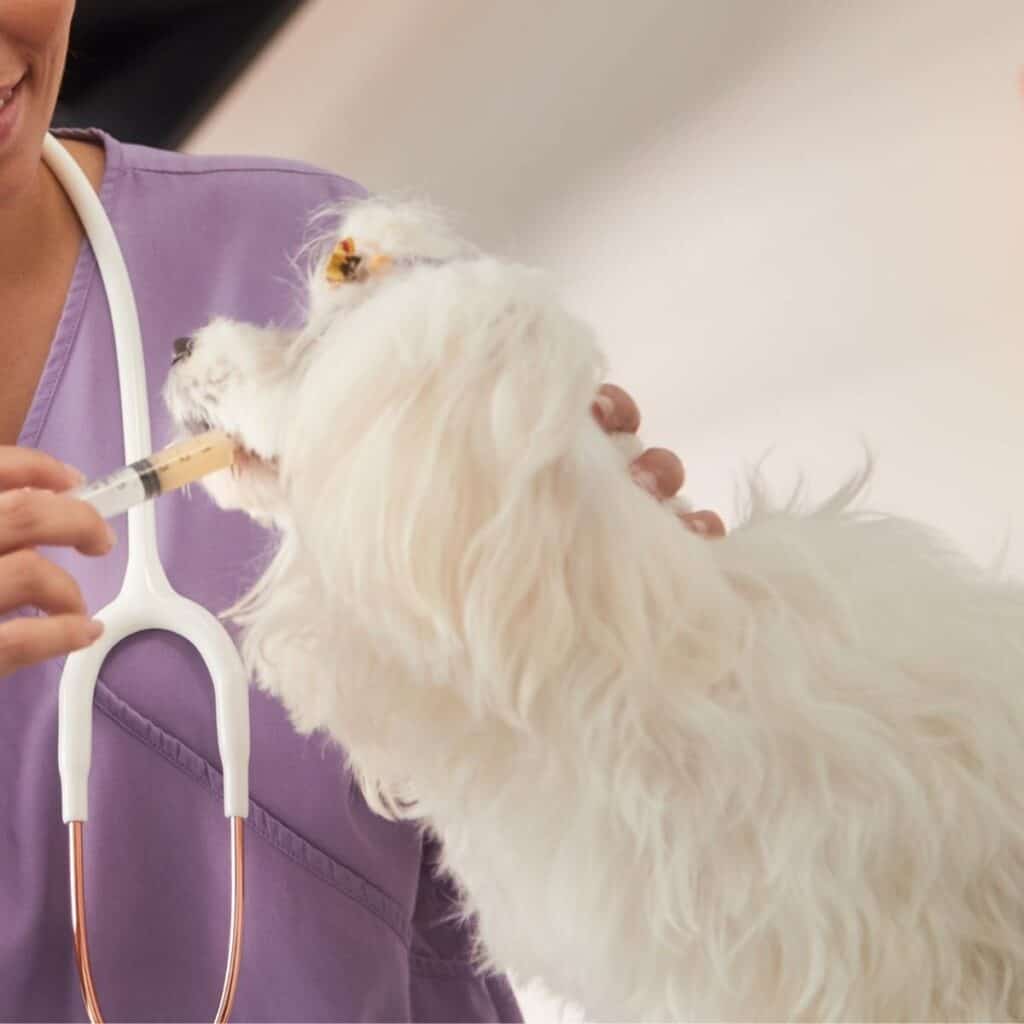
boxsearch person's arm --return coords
[0,447,114,675]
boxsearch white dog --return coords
[165,199,1024,1021]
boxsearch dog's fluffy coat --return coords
[165,199,1024,1020]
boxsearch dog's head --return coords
[163,200,487,522]
[166,196,602,526]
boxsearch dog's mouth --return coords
[182,415,278,475]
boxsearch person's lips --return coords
[0,72,26,109]
[0,72,27,145]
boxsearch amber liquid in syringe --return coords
[69,431,236,518]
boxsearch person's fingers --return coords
[630,447,685,500]
[588,388,725,534]
[679,509,727,538]
[591,383,641,434]
[0,446,85,493]
[0,549,87,616]
[0,614,103,676]
[0,489,115,558]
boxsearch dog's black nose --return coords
[172,336,194,363]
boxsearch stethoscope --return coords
[42,134,251,1023]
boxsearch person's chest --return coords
[1,141,105,447]
[0,268,76,446]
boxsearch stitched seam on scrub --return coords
[132,165,364,185]
[92,677,412,947]
[408,952,498,981]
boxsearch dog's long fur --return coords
[166,199,1024,1020]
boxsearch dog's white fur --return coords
[165,199,1024,1020]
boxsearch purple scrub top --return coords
[0,128,521,1023]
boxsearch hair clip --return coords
[326,238,394,285]
[326,238,362,283]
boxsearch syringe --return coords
[69,430,237,519]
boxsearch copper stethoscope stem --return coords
[70,817,246,1023]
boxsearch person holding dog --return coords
[0,1,722,1018]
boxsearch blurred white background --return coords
[188,1,1023,1017]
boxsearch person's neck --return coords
[0,136,105,289]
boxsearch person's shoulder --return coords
[125,137,355,186]
[104,129,369,212]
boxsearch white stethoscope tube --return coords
[43,134,251,1022]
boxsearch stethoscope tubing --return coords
[43,133,251,1023]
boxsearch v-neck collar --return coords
[18,128,123,449]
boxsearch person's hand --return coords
[592,383,726,538]
[0,448,115,676]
